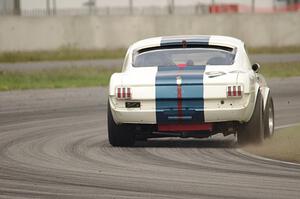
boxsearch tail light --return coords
[116,87,132,100]
[227,85,242,98]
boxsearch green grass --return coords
[0,48,126,63]
[1,46,300,63]
[0,62,299,91]
[243,125,300,163]
[261,62,300,78]
[0,67,118,91]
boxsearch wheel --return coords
[264,94,274,138]
[107,101,135,147]
[238,91,264,145]
[135,136,148,142]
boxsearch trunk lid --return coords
[155,66,206,124]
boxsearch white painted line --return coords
[236,149,300,167]
[237,123,300,167]
[275,123,300,130]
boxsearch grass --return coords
[243,125,300,163]
[1,46,300,63]
[261,62,300,78]
[0,67,118,91]
[0,48,126,63]
[0,61,299,91]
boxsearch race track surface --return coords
[0,77,300,199]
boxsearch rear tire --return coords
[107,101,135,147]
[238,91,264,145]
[136,136,148,142]
[264,94,274,138]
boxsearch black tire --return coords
[238,91,264,145]
[264,94,274,138]
[136,136,148,142]
[107,101,135,147]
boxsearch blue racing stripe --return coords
[155,65,206,124]
[155,36,209,125]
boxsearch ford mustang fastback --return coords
[107,35,274,146]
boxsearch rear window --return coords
[133,47,236,67]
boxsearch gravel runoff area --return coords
[244,124,300,164]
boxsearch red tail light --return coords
[227,85,242,98]
[116,87,132,100]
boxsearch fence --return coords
[1,3,300,17]
[12,5,211,17]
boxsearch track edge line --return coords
[236,123,300,167]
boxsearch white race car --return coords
[108,35,274,146]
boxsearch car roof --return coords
[131,35,244,51]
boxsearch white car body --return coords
[108,35,272,145]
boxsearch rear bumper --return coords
[109,94,255,125]
[158,123,213,132]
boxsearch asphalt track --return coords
[0,77,300,198]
